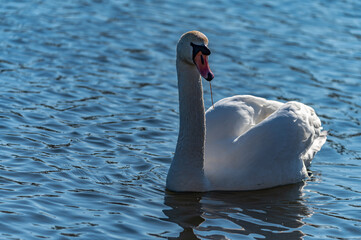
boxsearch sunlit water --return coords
[0,0,360,239]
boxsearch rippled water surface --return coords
[1,0,360,239]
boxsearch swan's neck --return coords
[176,60,206,157]
[166,59,208,192]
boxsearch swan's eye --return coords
[190,42,211,61]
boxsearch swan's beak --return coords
[194,51,214,81]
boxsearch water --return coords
[0,0,360,239]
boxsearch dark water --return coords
[0,0,360,239]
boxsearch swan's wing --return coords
[205,98,326,191]
[205,95,283,143]
[232,101,327,168]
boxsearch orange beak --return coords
[194,51,214,81]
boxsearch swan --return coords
[166,31,327,192]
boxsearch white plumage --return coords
[166,31,326,192]
[204,95,327,191]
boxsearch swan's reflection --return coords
[163,182,312,239]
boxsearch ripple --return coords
[0,0,360,239]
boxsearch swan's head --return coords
[177,31,214,81]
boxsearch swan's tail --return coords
[302,130,327,168]
[300,103,327,168]
[285,101,327,168]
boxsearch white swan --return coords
[166,31,327,192]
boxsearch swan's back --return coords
[205,95,282,141]
[204,95,326,191]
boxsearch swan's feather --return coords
[168,31,327,192]
[204,95,326,191]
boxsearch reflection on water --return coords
[164,183,310,239]
[164,193,205,239]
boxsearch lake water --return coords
[0,0,360,239]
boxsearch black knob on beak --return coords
[206,72,214,81]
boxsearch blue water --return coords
[0,0,360,239]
